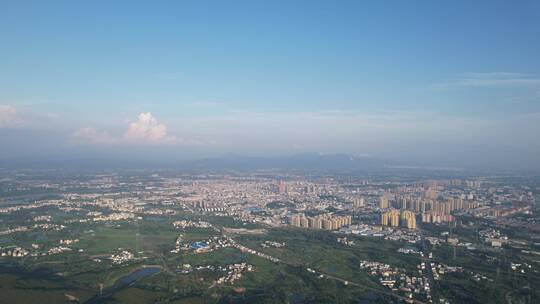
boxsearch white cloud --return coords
[74,112,208,145]
[123,112,178,144]
[0,104,61,129]
[73,127,116,144]
[437,72,540,88]
[0,105,23,128]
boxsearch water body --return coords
[112,267,161,289]
[85,266,161,304]
[246,206,263,213]
[190,241,209,250]
[145,216,166,222]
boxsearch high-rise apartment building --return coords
[289,214,351,230]
[379,196,389,209]
[400,210,417,229]
[354,197,365,208]
[381,209,416,229]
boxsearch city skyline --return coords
[1,0,540,170]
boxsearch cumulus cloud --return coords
[74,112,208,145]
[0,105,23,128]
[123,112,178,144]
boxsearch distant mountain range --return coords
[0,153,395,172]
[179,153,395,172]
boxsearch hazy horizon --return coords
[2,1,540,171]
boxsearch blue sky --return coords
[1,0,539,170]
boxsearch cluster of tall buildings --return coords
[380,210,417,229]
[394,195,478,215]
[289,213,352,230]
[379,194,478,228]
[353,197,365,208]
[375,190,487,229]
[187,201,226,212]
[465,180,482,189]
[275,181,319,195]
[421,211,454,223]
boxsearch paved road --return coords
[421,239,437,303]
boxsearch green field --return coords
[2,211,538,304]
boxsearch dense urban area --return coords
[0,168,539,304]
